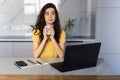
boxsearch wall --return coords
[0,0,33,36]
[59,0,91,36]
[0,0,36,27]
[0,0,24,26]
[96,0,120,74]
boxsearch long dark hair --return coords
[34,3,61,43]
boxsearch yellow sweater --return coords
[32,29,66,58]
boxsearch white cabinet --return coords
[0,42,33,58]
[13,42,33,58]
[97,0,120,54]
[0,42,13,57]
[96,0,120,74]
[96,4,120,55]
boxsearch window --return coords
[24,0,60,14]
[24,0,38,14]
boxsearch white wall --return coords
[0,0,24,26]
[96,0,120,74]
[59,0,91,36]
[0,0,36,27]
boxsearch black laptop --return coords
[50,42,101,72]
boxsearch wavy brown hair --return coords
[33,3,61,43]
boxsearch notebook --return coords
[14,59,41,69]
[50,42,101,72]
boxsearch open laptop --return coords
[50,42,101,72]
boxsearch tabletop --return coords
[0,75,120,80]
[0,58,116,75]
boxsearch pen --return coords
[36,61,42,64]
[27,59,36,65]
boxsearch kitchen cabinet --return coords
[0,42,13,57]
[0,42,33,58]
[13,42,33,58]
[96,0,120,74]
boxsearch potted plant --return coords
[64,18,76,38]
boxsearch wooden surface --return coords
[0,75,120,80]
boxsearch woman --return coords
[32,3,66,58]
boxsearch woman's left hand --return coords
[49,27,55,39]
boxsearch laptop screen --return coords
[63,42,101,71]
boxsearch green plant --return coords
[64,18,76,31]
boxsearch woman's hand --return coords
[49,27,55,39]
[44,24,55,39]
[43,28,48,39]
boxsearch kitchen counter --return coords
[0,36,32,42]
[0,37,32,42]
[0,35,95,42]
[66,36,95,42]
[0,29,32,42]
[0,38,32,42]
[0,27,95,42]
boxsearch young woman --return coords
[32,3,66,58]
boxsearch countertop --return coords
[0,37,32,42]
[0,28,95,42]
[0,35,95,42]
[0,30,32,41]
[0,58,116,75]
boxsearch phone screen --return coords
[15,61,28,66]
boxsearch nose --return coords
[49,15,52,18]
[49,14,52,18]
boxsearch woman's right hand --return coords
[43,28,48,39]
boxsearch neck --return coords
[46,23,53,26]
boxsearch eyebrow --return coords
[45,10,55,13]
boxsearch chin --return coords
[48,22,54,24]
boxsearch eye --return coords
[45,12,49,15]
[52,12,55,15]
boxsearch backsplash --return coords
[0,0,96,38]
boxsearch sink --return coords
[0,36,31,39]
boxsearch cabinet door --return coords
[13,42,33,58]
[0,42,13,57]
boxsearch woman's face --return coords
[44,8,56,25]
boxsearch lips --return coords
[49,19,53,21]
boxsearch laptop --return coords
[50,42,101,72]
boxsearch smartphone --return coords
[15,61,28,67]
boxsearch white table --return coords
[0,58,116,75]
